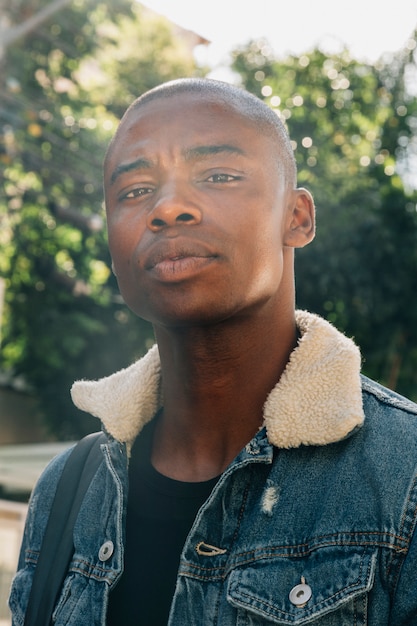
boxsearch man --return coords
[10,78,417,625]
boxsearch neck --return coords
[151,302,297,481]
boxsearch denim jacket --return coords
[9,311,417,625]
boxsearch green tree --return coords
[233,36,417,399]
[0,0,201,438]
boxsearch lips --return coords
[142,240,218,282]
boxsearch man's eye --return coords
[123,187,153,199]
[207,173,237,183]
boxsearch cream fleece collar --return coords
[71,311,364,449]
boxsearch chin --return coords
[133,298,240,328]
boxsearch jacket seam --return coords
[386,472,417,596]
[361,379,417,417]
[179,540,399,580]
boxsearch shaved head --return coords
[105,78,297,191]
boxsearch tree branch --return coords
[0,0,73,49]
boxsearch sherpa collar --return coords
[71,310,364,449]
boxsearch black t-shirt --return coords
[107,420,218,625]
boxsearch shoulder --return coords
[27,432,109,537]
[358,375,417,473]
[361,374,417,419]
[23,445,76,553]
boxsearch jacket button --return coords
[289,582,312,607]
[98,540,114,562]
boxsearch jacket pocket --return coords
[227,546,376,624]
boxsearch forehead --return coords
[106,93,274,165]
[129,92,258,131]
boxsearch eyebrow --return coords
[109,157,152,185]
[109,144,245,186]
[183,144,245,161]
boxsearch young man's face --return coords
[104,93,300,327]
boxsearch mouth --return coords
[143,242,218,282]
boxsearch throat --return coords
[149,408,262,482]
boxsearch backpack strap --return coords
[23,431,107,626]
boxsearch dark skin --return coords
[105,92,315,482]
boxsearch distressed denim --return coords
[9,376,417,625]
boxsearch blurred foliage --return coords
[1,1,417,441]
[0,0,201,438]
[233,35,417,399]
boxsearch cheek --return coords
[251,248,284,296]
[242,221,285,296]
[106,215,153,315]
[107,213,141,269]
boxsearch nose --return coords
[146,184,202,232]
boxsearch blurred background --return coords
[0,1,417,621]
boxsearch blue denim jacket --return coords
[9,312,417,625]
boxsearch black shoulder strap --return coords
[23,431,107,626]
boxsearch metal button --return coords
[98,540,114,562]
[289,582,312,607]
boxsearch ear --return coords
[283,188,315,248]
